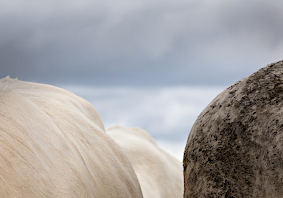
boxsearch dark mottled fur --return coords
[184,60,283,197]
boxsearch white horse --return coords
[107,125,183,198]
[0,77,143,198]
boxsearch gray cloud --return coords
[1,0,283,86]
[3,0,283,159]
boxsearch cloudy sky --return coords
[1,0,283,160]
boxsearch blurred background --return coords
[1,0,283,160]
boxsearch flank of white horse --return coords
[0,77,143,198]
[107,125,183,198]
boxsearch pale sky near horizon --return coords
[63,85,224,160]
[1,0,283,160]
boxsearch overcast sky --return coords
[1,0,283,160]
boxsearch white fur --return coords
[0,77,143,198]
[107,126,183,198]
